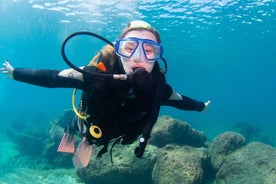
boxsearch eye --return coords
[125,45,134,52]
[145,48,154,54]
[123,42,136,54]
[144,45,154,55]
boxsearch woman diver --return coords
[1,20,211,168]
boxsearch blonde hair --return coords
[88,44,116,71]
[120,20,161,43]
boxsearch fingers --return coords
[3,60,9,67]
[3,60,8,66]
[1,60,14,79]
[0,66,7,73]
[3,60,11,69]
[202,100,211,113]
[1,62,8,73]
[204,100,211,106]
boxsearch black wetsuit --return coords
[12,62,205,157]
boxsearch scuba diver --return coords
[1,20,211,168]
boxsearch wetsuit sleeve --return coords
[161,84,205,112]
[13,68,86,89]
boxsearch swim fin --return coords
[57,133,75,153]
[73,137,93,168]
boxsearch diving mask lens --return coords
[115,38,162,61]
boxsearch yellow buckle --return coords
[89,125,102,139]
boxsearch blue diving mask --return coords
[115,37,163,62]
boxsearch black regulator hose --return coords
[61,31,127,80]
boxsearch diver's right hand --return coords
[1,60,14,79]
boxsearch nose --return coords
[133,45,144,63]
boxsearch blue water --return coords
[0,0,275,161]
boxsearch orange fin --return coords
[73,137,93,168]
[57,133,75,153]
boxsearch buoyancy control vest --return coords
[75,48,167,158]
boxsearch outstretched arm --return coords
[161,84,211,112]
[1,60,86,89]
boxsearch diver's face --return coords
[120,30,158,74]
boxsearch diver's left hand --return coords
[202,100,211,112]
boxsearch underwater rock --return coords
[9,132,44,156]
[150,116,207,148]
[76,143,157,184]
[152,144,209,184]
[232,122,261,141]
[6,114,49,156]
[232,122,275,146]
[216,142,276,184]
[209,131,246,170]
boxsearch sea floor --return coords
[0,121,274,184]
[0,134,83,184]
